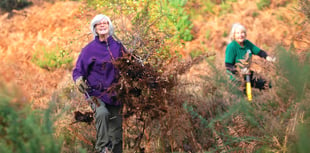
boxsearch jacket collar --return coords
[233,39,247,48]
[95,35,114,44]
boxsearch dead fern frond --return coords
[70,111,94,125]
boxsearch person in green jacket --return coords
[225,23,276,90]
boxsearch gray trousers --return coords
[89,97,122,153]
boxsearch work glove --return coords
[75,76,89,93]
[266,56,276,62]
[240,67,250,75]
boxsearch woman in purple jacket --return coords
[72,14,124,153]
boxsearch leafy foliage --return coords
[257,0,271,10]
[86,0,193,42]
[0,84,62,153]
[203,0,216,14]
[31,45,73,71]
[277,46,310,101]
[159,0,193,41]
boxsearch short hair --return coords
[229,23,247,42]
[90,14,114,37]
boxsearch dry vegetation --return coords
[0,0,309,152]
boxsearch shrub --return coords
[0,0,32,12]
[257,0,271,10]
[160,0,194,41]
[31,45,73,71]
[0,84,62,153]
[203,0,216,14]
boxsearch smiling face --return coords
[95,18,109,36]
[234,27,246,44]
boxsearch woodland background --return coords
[0,0,309,152]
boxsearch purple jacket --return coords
[72,36,124,105]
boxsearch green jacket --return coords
[225,39,261,65]
[225,39,261,81]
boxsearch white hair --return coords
[90,14,114,37]
[229,23,247,42]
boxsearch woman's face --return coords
[234,28,246,43]
[95,18,109,35]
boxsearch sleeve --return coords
[247,40,261,55]
[225,43,236,65]
[225,63,237,74]
[72,50,87,82]
[257,49,268,59]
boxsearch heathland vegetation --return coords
[0,0,309,152]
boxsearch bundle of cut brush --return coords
[111,53,173,119]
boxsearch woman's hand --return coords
[241,67,250,75]
[266,56,276,62]
[75,76,89,93]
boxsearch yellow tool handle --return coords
[246,82,252,101]
[245,74,252,101]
